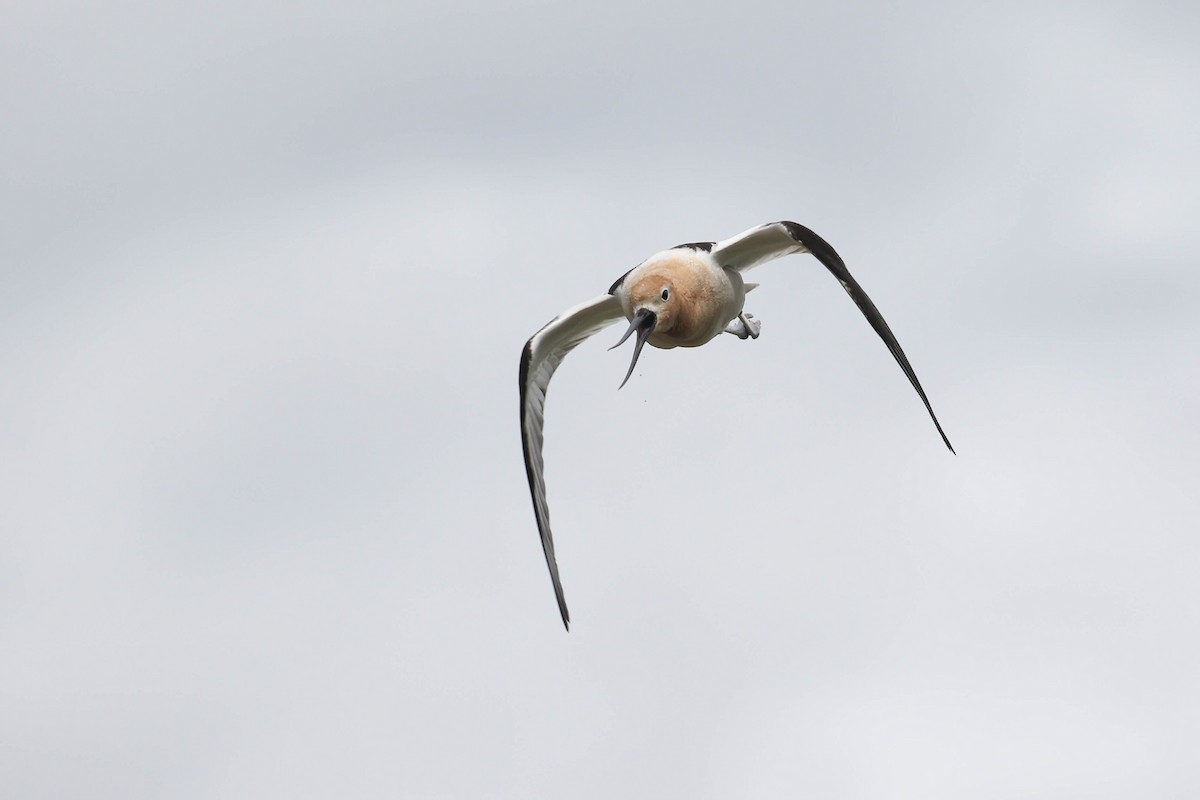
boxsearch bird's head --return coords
[609,270,681,389]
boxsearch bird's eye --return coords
[661,288,670,301]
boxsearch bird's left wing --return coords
[712,221,955,454]
[520,293,626,629]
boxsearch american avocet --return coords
[520,221,954,628]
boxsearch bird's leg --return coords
[723,312,761,340]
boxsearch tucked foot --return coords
[724,312,761,340]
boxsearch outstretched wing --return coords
[712,221,955,454]
[519,294,626,629]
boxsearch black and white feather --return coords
[711,221,955,453]
[519,294,625,629]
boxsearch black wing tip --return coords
[904,364,957,457]
[917,390,956,455]
[556,590,571,630]
[940,427,956,455]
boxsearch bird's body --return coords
[519,221,954,629]
[611,245,748,349]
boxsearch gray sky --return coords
[2,1,1198,797]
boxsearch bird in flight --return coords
[519,221,954,629]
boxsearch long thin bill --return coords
[609,309,656,389]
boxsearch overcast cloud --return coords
[2,1,1198,797]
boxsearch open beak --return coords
[608,308,657,389]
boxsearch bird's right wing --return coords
[712,221,955,454]
[519,293,626,629]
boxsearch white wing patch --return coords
[519,293,625,629]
